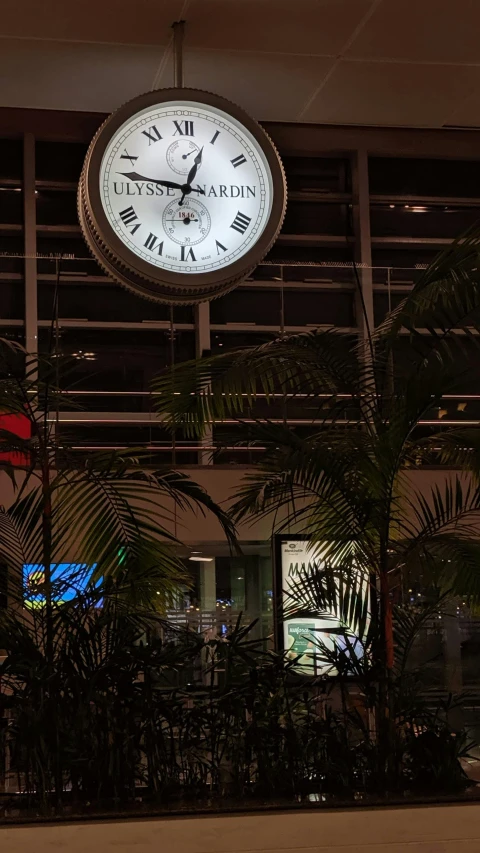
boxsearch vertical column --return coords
[199,558,216,612]
[23,133,38,368]
[195,300,213,465]
[443,599,463,729]
[245,556,262,640]
[199,557,217,684]
[231,559,246,612]
[351,149,374,343]
[259,555,274,644]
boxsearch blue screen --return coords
[23,562,99,607]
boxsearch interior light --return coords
[389,204,395,209]
[188,556,214,562]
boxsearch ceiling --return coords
[2,0,480,127]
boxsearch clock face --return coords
[79,88,286,303]
[99,100,274,276]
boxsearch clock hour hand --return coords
[186,147,203,188]
[179,148,204,205]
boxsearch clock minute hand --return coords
[119,172,183,190]
[119,172,205,197]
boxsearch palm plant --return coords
[0,347,235,607]
[0,343,236,806]
[152,228,480,787]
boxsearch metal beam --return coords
[195,300,213,465]
[351,149,374,341]
[23,132,38,366]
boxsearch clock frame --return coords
[78,88,287,304]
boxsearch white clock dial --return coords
[99,100,273,276]
[166,138,200,176]
[162,197,211,246]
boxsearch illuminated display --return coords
[276,536,367,676]
[23,562,99,608]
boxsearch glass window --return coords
[0,328,25,378]
[36,189,78,226]
[211,330,276,353]
[38,282,194,324]
[212,288,354,334]
[372,248,441,274]
[0,140,22,182]
[37,252,104,279]
[0,281,24,319]
[371,203,480,239]
[265,244,355,266]
[211,288,281,326]
[369,157,480,198]
[0,188,22,224]
[373,292,407,326]
[282,202,350,236]
[38,327,195,391]
[58,423,197,466]
[35,142,88,183]
[283,156,350,193]
[283,289,355,327]
[0,237,24,276]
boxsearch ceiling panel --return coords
[347,0,480,63]
[2,0,480,127]
[446,91,480,128]
[165,50,334,121]
[0,39,165,112]
[1,0,183,44]
[302,60,480,127]
[185,0,374,55]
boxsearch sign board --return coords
[23,562,99,608]
[275,535,367,676]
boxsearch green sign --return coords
[287,623,316,657]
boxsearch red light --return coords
[0,413,31,466]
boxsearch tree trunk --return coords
[41,457,63,807]
[377,565,395,793]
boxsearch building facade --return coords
[1,110,480,680]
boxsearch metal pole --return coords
[172,20,185,88]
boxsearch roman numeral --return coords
[231,154,247,168]
[173,120,194,137]
[120,149,138,167]
[210,130,220,145]
[215,240,227,254]
[180,245,196,262]
[144,232,164,255]
[142,125,162,145]
[230,211,251,235]
[119,206,141,235]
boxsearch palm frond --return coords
[152,328,361,436]
[375,225,480,359]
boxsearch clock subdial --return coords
[162,198,211,246]
[166,139,200,176]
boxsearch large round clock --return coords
[79,88,287,303]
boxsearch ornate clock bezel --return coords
[78,87,287,304]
